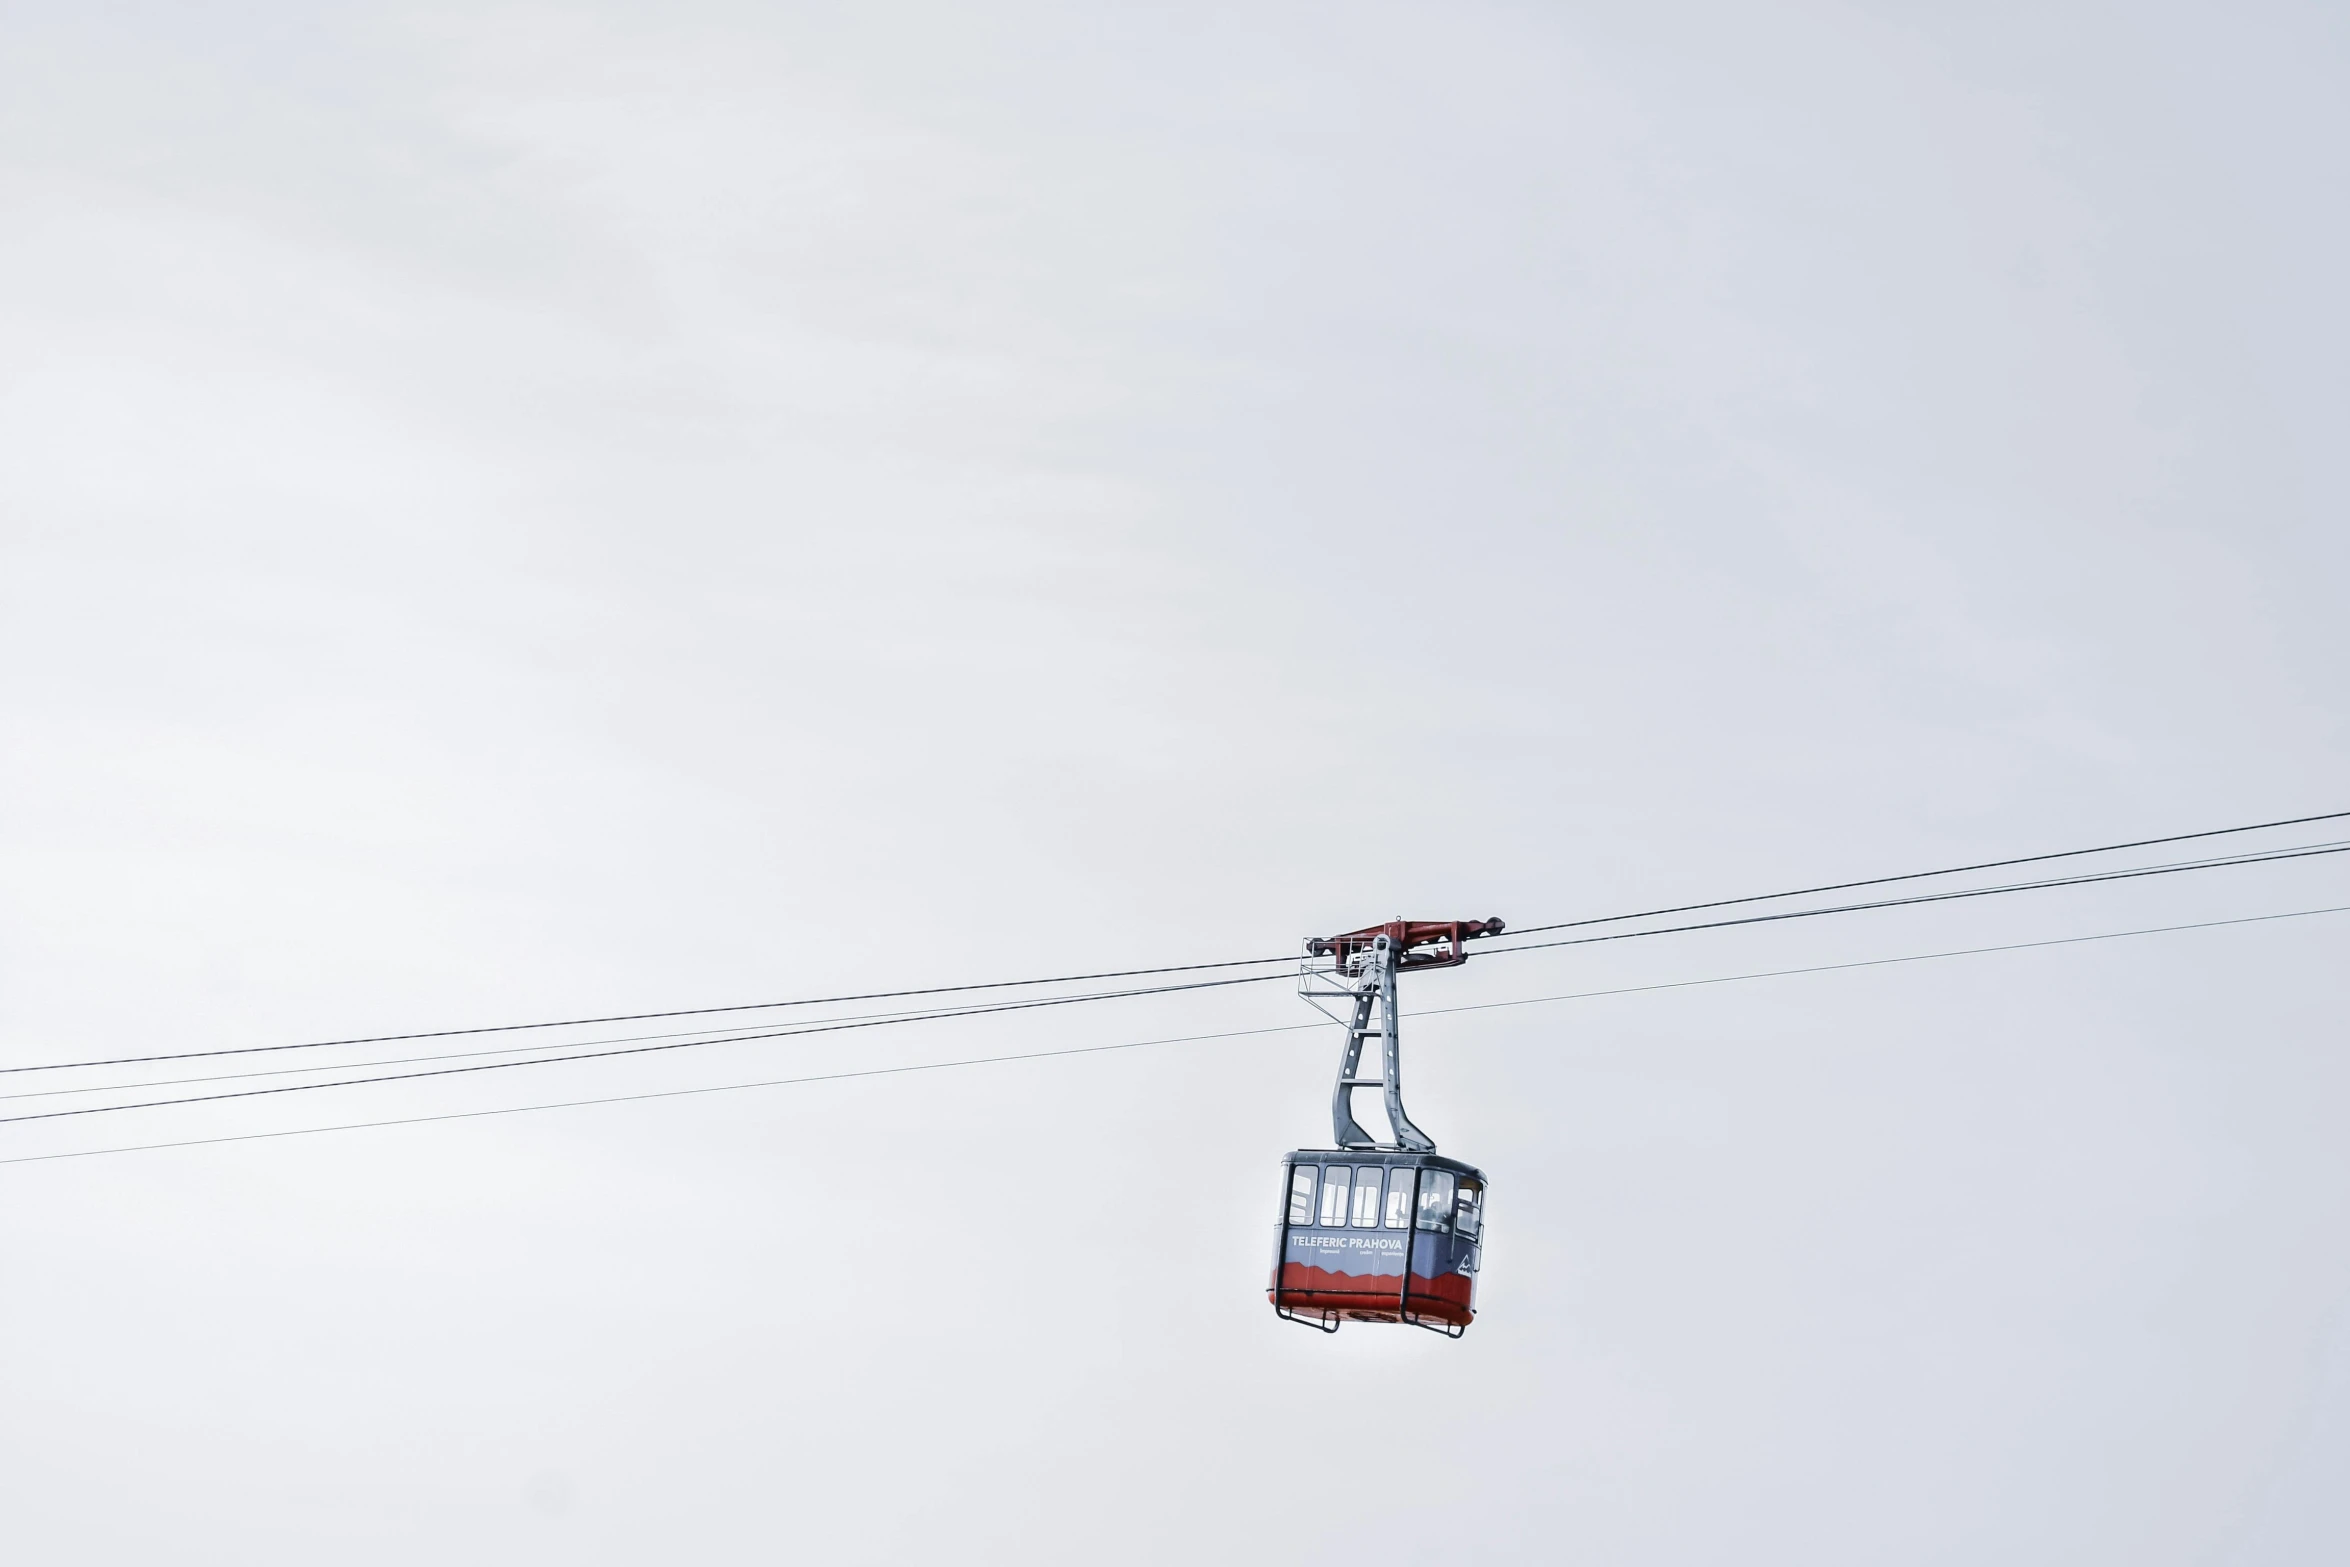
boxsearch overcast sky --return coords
[4,3,2348,1563]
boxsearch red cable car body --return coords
[1270,1149,1486,1333]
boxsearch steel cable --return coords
[9,902,2342,1169]
[7,833,2348,1110]
[5,806,2345,1086]
[1474,840,2350,960]
[0,970,1293,1126]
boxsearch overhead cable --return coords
[0,971,1291,1127]
[1499,806,2350,939]
[8,902,2343,1169]
[25,834,2350,1112]
[0,1002,1010,1105]
[0,949,1309,1078]
[1477,839,2350,960]
[6,805,2344,1082]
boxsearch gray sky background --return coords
[3,3,2348,1562]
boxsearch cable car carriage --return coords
[1270,918,1502,1338]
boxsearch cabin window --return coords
[1287,1165,1317,1226]
[1456,1181,1484,1237]
[1318,1166,1352,1227]
[1351,1169,1383,1228]
[1417,1170,1455,1232]
[1383,1169,1414,1229]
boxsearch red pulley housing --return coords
[1305,916,1505,972]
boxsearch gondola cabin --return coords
[1269,1151,1486,1336]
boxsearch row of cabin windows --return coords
[1286,1165,1484,1236]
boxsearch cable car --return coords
[1271,1150,1488,1334]
[1270,917,1502,1337]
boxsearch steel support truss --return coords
[1299,934,1434,1151]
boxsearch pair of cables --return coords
[9,899,2347,1169]
[4,807,2347,1137]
